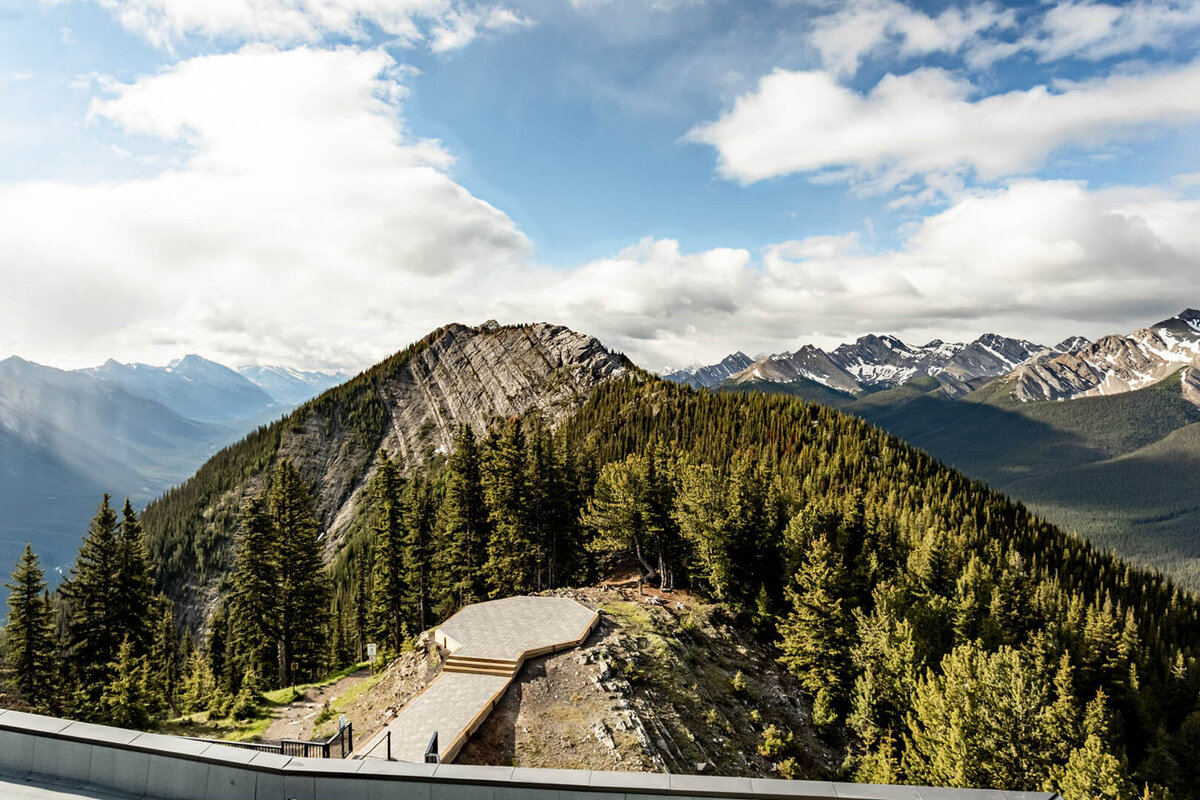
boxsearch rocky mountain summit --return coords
[143,321,632,624]
[1012,309,1200,403]
[716,332,1043,398]
[662,352,752,389]
[674,309,1200,407]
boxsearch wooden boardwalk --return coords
[356,596,598,764]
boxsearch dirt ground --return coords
[261,668,372,742]
[456,587,838,779]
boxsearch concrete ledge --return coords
[0,710,1061,800]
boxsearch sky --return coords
[1,0,1200,372]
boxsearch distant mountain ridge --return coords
[237,365,351,406]
[1011,309,1200,402]
[662,352,752,389]
[0,353,349,581]
[713,332,1045,399]
[670,309,1200,407]
[78,355,278,422]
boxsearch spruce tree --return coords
[270,459,329,684]
[115,499,154,657]
[402,474,435,633]
[101,636,151,729]
[65,495,124,708]
[4,544,57,709]
[438,425,488,609]
[147,595,179,714]
[229,494,280,683]
[482,420,535,596]
[778,534,849,729]
[369,454,407,652]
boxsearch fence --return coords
[184,722,352,760]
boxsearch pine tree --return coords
[778,534,849,729]
[848,583,919,745]
[115,499,154,657]
[147,596,180,715]
[438,425,488,609]
[4,544,57,709]
[402,474,435,633]
[101,636,151,729]
[229,494,280,684]
[672,461,733,599]
[370,454,407,652]
[581,454,658,579]
[482,420,535,595]
[270,460,329,684]
[64,495,124,708]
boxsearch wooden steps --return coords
[443,655,520,678]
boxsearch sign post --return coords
[367,642,377,664]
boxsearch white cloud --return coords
[809,0,1014,77]
[74,0,530,51]
[428,5,533,53]
[988,0,1200,66]
[0,46,531,370]
[458,180,1200,370]
[687,61,1200,196]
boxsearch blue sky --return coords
[3,0,1200,371]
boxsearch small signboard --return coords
[367,642,377,663]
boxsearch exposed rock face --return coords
[302,322,630,551]
[662,352,753,389]
[152,321,630,627]
[1011,310,1200,404]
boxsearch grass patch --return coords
[312,666,387,738]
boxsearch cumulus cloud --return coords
[4,60,1199,375]
[75,0,531,51]
[487,180,1197,370]
[687,61,1200,196]
[0,46,530,370]
[809,0,1014,77]
[973,0,1200,66]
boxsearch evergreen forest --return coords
[5,371,1200,800]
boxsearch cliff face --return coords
[143,321,630,626]
[316,322,629,545]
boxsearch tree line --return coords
[7,374,1200,799]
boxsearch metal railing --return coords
[184,721,353,759]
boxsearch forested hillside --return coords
[790,370,1200,588]
[6,324,1200,799]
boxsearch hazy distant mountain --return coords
[0,352,352,580]
[237,365,350,405]
[77,355,278,422]
[0,356,235,578]
[661,352,751,389]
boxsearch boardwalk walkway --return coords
[355,596,597,764]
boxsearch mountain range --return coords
[669,308,1200,586]
[0,354,347,580]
